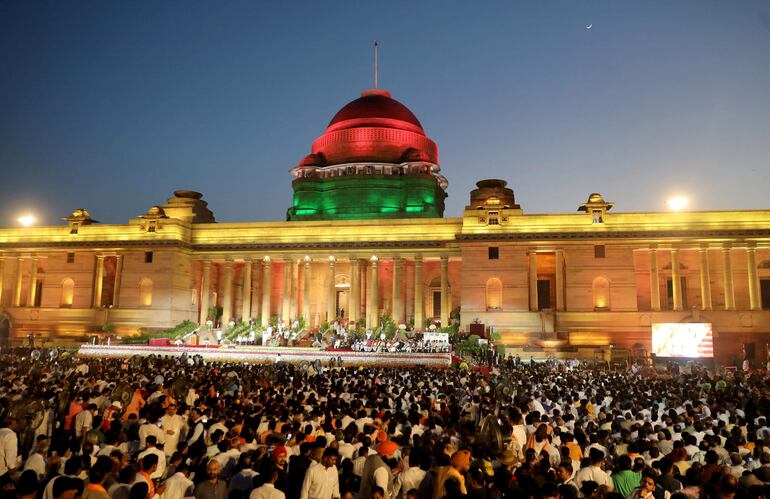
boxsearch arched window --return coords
[139,278,153,307]
[60,278,74,307]
[485,277,503,310]
[593,276,610,310]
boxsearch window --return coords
[60,278,74,307]
[139,278,153,307]
[760,279,770,310]
[666,277,688,310]
[66,253,75,264]
[488,211,499,225]
[537,280,551,310]
[485,277,502,310]
[594,245,606,258]
[488,247,499,260]
[592,210,604,224]
[145,252,153,263]
[148,221,157,233]
[592,276,610,310]
[70,223,79,235]
[34,280,43,307]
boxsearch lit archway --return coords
[139,277,153,307]
[593,276,610,310]
[485,277,502,310]
[60,278,75,307]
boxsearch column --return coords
[302,256,311,323]
[241,258,253,320]
[252,261,261,320]
[555,250,565,311]
[722,245,735,310]
[327,257,336,321]
[670,249,682,311]
[349,259,360,325]
[529,251,539,311]
[13,257,23,307]
[368,256,379,328]
[413,255,424,330]
[649,248,661,311]
[392,257,404,323]
[261,257,272,327]
[27,257,39,307]
[199,260,211,324]
[112,255,124,307]
[290,260,299,320]
[0,258,4,306]
[281,259,292,324]
[92,255,105,308]
[698,248,712,311]
[360,260,367,321]
[221,258,234,325]
[440,255,449,327]
[747,246,761,311]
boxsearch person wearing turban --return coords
[433,449,471,499]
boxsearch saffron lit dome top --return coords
[300,89,438,167]
[326,89,425,135]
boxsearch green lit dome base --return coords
[287,175,446,221]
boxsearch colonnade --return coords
[197,254,452,330]
[647,244,762,311]
[0,254,124,309]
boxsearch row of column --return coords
[0,254,124,309]
[199,254,450,329]
[0,256,40,307]
[648,245,761,311]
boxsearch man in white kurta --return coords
[161,404,186,457]
[161,465,194,499]
[300,449,340,499]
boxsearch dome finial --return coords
[373,40,379,89]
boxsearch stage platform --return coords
[77,344,452,368]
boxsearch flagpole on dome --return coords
[374,40,378,89]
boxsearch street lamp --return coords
[665,197,689,212]
[17,214,36,227]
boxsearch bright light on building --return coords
[665,197,689,211]
[17,214,36,227]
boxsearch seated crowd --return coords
[0,351,768,499]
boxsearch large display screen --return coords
[652,323,714,358]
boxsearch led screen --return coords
[652,323,714,358]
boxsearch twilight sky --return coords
[1,1,769,226]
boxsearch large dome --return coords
[288,88,447,221]
[302,88,438,166]
[326,89,424,135]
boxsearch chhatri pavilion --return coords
[1,88,770,364]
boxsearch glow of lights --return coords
[17,214,36,227]
[665,197,689,211]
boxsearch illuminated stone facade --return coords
[1,91,769,365]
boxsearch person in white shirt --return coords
[206,416,228,443]
[300,448,340,499]
[74,404,97,443]
[23,434,50,480]
[574,448,614,492]
[251,466,285,499]
[0,417,18,478]
[139,415,166,450]
[161,404,185,457]
[161,463,194,499]
[138,436,167,479]
[393,451,426,499]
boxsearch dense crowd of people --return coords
[0,349,769,499]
